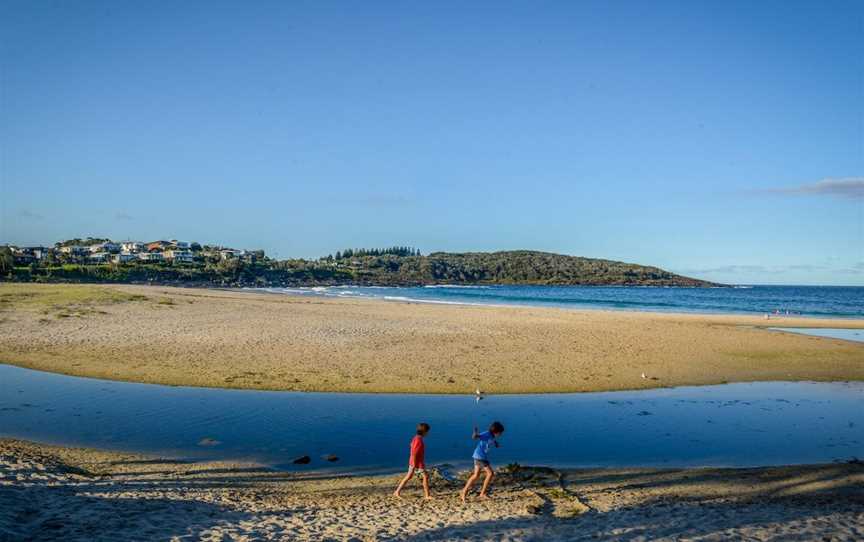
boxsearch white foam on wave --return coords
[382,295,488,306]
[423,284,491,289]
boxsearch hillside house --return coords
[164,250,194,264]
[114,253,137,264]
[89,242,120,253]
[219,249,245,260]
[14,246,49,260]
[146,241,171,252]
[138,252,164,262]
[121,242,144,253]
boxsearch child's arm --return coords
[471,426,480,440]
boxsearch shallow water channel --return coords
[0,364,861,472]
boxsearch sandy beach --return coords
[1,283,863,394]
[1,438,861,541]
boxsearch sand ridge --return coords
[1,283,863,394]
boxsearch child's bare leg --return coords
[460,465,481,503]
[479,467,494,498]
[393,467,415,498]
[421,472,432,499]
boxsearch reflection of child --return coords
[460,421,505,502]
[393,423,432,499]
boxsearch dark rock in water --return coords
[636,411,652,416]
[526,503,543,515]
[292,455,312,465]
[433,464,458,483]
[323,454,339,462]
[41,519,65,530]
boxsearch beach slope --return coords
[2,438,862,541]
[1,283,863,393]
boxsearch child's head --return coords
[489,421,505,436]
[416,422,430,436]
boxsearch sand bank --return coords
[1,283,863,394]
[2,438,862,541]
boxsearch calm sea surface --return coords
[1,365,861,472]
[254,285,864,319]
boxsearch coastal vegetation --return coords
[0,283,153,319]
[2,240,720,287]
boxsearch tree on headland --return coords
[0,240,720,288]
[333,246,420,259]
[55,237,112,247]
[0,247,13,274]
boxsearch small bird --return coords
[641,373,647,379]
[475,388,482,396]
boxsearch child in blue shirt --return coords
[460,421,505,502]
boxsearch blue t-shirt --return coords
[472,430,496,460]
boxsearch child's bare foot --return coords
[424,495,433,500]
[460,492,467,503]
[393,491,402,499]
[478,493,490,500]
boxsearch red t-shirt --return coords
[409,435,425,468]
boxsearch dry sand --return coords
[1,283,863,393]
[2,438,862,541]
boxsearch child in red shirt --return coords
[393,422,432,499]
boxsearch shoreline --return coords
[1,283,863,394]
[247,284,864,321]
[2,438,862,541]
[2,360,863,398]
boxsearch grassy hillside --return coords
[4,250,721,287]
[347,251,719,287]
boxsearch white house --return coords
[121,242,144,253]
[89,242,120,253]
[219,248,245,260]
[114,253,137,264]
[138,252,164,262]
[170,240,190,249]
[164,250,194,264]
[89,252,110,263]
[14,246,48,260]
[60,246,88,255]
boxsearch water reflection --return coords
[1,364,861,471]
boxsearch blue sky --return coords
[1,1,862,285]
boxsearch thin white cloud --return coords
[681,262,862,276]
[760,177,864,199]
[682,264,827,275]
[17,209,43,220]
[837,262,864,275]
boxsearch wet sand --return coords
[2,438,862,541]
[1,283,863,394]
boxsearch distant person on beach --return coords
[394,422,432,499]
[460,421,505,502]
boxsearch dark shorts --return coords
[474,459,491,469]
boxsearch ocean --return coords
[254,284,864,319]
